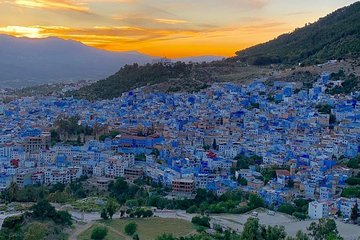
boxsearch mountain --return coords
[234,2,360,65]
[0,35,153,88]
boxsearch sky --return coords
[0,0,358,58]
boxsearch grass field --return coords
[77,218,195,240]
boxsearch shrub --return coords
[124,222,137,236]
[191,216,210,228]
[91,226,108,240]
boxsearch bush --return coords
[278,203,296,215]
[124,222,137,236]
[293,212,307,220]
[54,211,72,225]
[186,205,198,214]
[2,215,24,230]
[91,226,108,240]
[191,216,210,228]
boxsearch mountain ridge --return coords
[233,2,360,65]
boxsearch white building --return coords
[308,201,329,219]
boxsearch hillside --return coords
[234,2,360,65]
[0,35,153,88]
[70,61,270,100]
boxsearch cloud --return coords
[13,0,90,13]
[0,25,43,38]
[154,18,188,25]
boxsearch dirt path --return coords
[99,223,132,240]
[69,222,94,240]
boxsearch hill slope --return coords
[234,2,360,65]
[71,61,269,100]
[0,35,153,88]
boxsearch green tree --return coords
[212,139,217,150]
[286,231,310,240]
[133,233,140,240]
[100,209,109,220]
[55,210,72,226]
[308,219,340,240]
[106,198,118,219]
[350,201,358,222]
[31,200,57,220]
[240,218,262,240]
[24,222,48,240]
[238,177,248,186]
[91,226,108,240]
[191,216,210,228]
[156,234,176,240]
[261,225,287,240]
[124,222,137,236]
[278,204,296,215]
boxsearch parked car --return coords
[267,210,275,216]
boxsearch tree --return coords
[286,231,310,240]
[106,198,118,219]
[308,219,340,240]
[156,234,176,240]
[261,225,287,240]
[101,209,109,220]
[2,215,24,230]
[248,194,264,209]
[212,139,217,150]
[31,200,57,220]
[91,226,108,240]
[238,177,248,186]
[240,218,262,240]
[24,222,48,240]
[350,201,358,222]
[2,182,18,203]
[191,216,210,228]
[55,210,72,225]
[278,204,296,215]
[124,222,137,236]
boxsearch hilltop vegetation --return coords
[234,2,360,65]
[71,61,269,100]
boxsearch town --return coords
[0,69,359,228]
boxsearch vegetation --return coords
[91,226,108,240]
[350,201,358,222]
[347,155,360,169]
[124,222,138,236]
[191,216,210,228]
[326,72,360,95]
[315,104,333,114]
[307,219,342,240]
[345,172,360,185]
[233,154,262,170]
[99,130,120,141]
[277,199,310,220]
[234,2,360,65]
[0,200,72,240]
[341,186,360,198]
[71,62,207,100]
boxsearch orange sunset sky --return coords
[0,0,357,58]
